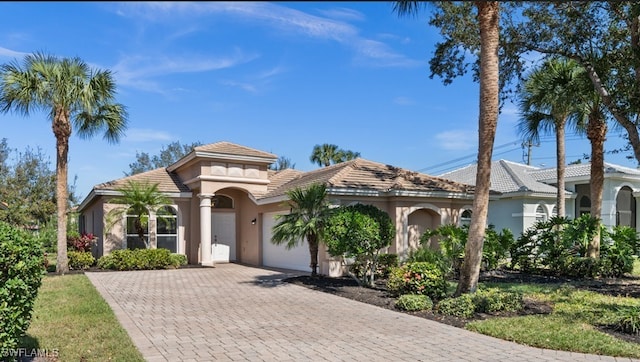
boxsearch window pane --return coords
[127,235,146,250]
[157,235,177,253]
[157,217,177,234]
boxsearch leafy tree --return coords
[106,180,171,249]
[271,183,332,276]
[517,58,587,218]
[0,145,56,229]
[395,1,501,295]
[324,203,395,286]
[309,144,360,167]
[127,140,202,175]
[269,156,296,171]
[0,52,128,274]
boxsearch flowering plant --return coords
[67,233,97,252]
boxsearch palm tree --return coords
[310,144,340,167]
[106,180,171,249]
[271,183,332,276]
[336,149,361,163]
[0,52,128,274]
[269,155,296,171]
[517,58,585,218]
[395,1,501,295]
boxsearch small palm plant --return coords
[106,180,171,249]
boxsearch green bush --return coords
[97,248,177,271]
[349,253,398,280]
[169,253,188,268]
[407,247,451,277]
[436,294,476,318]
[68,251,96,270]
[473,288,524,313]
[395,294,433,311]
[386,262,447,301]
[612,306,640,335]
[0,221,45,353]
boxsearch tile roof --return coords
[94,168,191,193]
[194,141,277,160]
[531,162,640,181]
[263,158,475,199]
[439,160,558,194]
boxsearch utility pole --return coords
[522,140,538,165]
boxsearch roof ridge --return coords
[327,159,359,185]
[499,160,529,190]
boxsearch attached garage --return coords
[261,212,311,272]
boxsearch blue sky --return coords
[0,2,635,201]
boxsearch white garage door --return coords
[262,212,310,272]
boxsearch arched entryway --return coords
[407,208,441,250]
[211,194,236,262]
[616,186,636,228]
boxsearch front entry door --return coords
[211,212,236,262]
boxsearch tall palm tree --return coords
[0,52,128,274]
[310,144,340,167]
[271,183,332,276]
[517,58,585,218]
[106,180,171,249]
[336,149,361,163]
[395,1,501,295]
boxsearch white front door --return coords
[212,212,236,262]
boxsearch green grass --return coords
[466,283,640,358]
[19,274,144,362]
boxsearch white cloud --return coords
[436,130,476,151]
[315,7,365,22]
[221,80,258,93]
[113,2,420,68]
[0,46,29,59]
[124,128,173,142]
[393,96,414,106]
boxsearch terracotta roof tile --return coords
[262,158,474,199]
[94,168,190,193]
[194,141,277,159]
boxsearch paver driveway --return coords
[87,264,639,362]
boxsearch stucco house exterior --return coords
[77,141,478,275]
[439,160,640,236]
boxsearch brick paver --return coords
[86,264,640,362]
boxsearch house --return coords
[77,141,478,275]
[439,160,640,236]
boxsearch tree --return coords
[395,1,501,295]
[310,144,360,167]
[517,58,586,218]
[324,203,395,286]
[0,144,56,229]
[502,2,640,165]
[271,183,332,276]
[269,156,296,171]
[127,140,201,175]
[0,52,128,274]
[105,180,171,249]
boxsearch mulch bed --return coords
[283,269,640,343]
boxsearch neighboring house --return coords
[439,160,640,236]
[78,141,478,275]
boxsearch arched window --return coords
[552,205,558,217]
[535,205,546,222]
[616,186,636,228]
[126,207,148,249]
[579,196,591,216]
[460,209,472,227]
[157,206,177,253]
[212,195,234,209]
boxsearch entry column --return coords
[199,194,214,267]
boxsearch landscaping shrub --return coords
[386,262,447,301]
[436,294,476,318]
[349,253,398,281]
[0,221,45,354]
[407,247,451,277]
[97,248,177,270]
[67,232,97,252]
[612,306,640,335]
[473,288,524,313]
[169,253,188,268]
[395,294,433,311]
[68,251,96,270]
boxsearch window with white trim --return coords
[157,206,177,253]
[460,209,472,227]
[535,205,546,222]
[126,207,148,249]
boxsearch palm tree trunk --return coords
[53,108,71,274]
[556,120,566,217]
[456,1,500,296]
[308,234,319,276]
[587,111,606,258]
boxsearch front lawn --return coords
[19,274,144,362]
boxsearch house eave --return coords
[78,189,192,212]
[168,151,276,172]
[183,175,271,186]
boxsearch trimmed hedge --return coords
[68,251,95,270]
[395,294,433,311]
[0,221,45,353]
[97,249,186,271]
[386,262,448,301]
